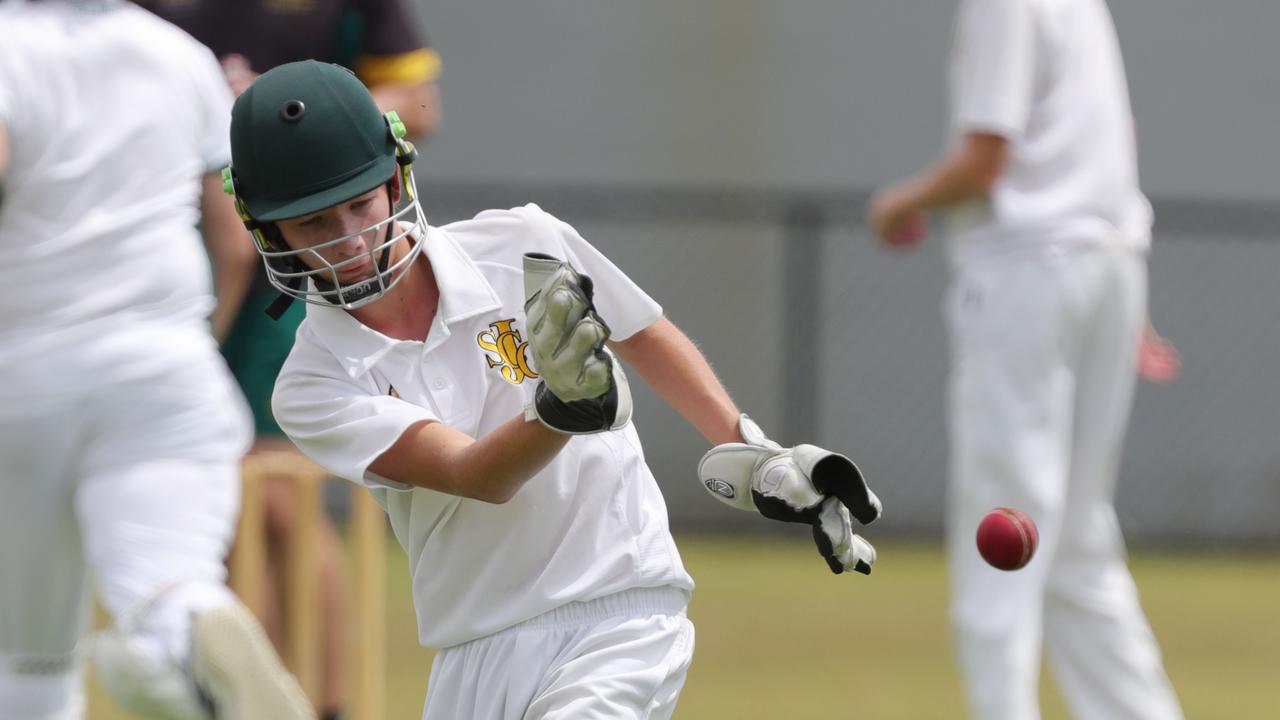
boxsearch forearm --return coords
[370,81,440,139]
[200,173,256,342]
[899,151,993,213]
[208,252,254,342]
[372,413,569,503]
[897,133,1008,214]
[452,415,569,502]
[613,317,742,445]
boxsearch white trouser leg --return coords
[0,672,83,720]
[76,346,248,669]
[76,459,241,662]
[0,395,95,720]
[423,588,693,720]
[0,339,249,719]
[1042,248,1183,720]
[946,250,1077,720]
[947,246,1183,720]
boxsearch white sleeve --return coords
[950,0,1037,138]
[189,45,234,172]
[273,350,436,491]
[528,207,663,341]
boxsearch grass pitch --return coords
[87,535,1279,718]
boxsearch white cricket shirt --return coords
[274,204,694,649]
[0,1,233,396]
[944,0,1153,263]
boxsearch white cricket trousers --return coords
[0,324,250,719]
[944,242,1183,720]
[422,586,694,720]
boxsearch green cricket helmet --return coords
[223,60,425,313]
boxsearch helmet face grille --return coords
[256,167,429,311]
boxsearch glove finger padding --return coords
[534,286,590,346]
[576,352,613,399]
[524,254,615,402]
[529,347,632,434]
[561,318,612,397]
[522,253,632,434]
[792,444,883,525]
[813,498,877,575]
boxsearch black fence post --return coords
[781,201,825,445]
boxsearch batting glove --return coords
[698,414,881,574]
[522,253,632,434]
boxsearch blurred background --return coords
[408,0,1280,545]
[407,2,1280,716]
[84,0,1280,717]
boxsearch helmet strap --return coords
[265,284,300,321]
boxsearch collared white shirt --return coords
[274,204,694,649]
[944,0,1152,263]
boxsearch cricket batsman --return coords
[223,59,884,718]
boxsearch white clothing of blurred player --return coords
[0,2,312,718]
[868,0,1184,718]
[223,60,884,720]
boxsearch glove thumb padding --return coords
[696,443,765,512]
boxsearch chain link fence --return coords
[418,182,1280,546]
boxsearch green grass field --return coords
[87,535,1279,719]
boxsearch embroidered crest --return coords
[477,319,538,385]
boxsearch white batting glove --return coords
[698,414,881,574]
[522,253,632,434]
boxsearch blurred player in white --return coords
[223,60,884,719]
[867,1,1183,718]
[0,1,311,718]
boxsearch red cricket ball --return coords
[976,507,1038,571]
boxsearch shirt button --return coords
[433,378,447,390]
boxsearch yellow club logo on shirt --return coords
[477,319,538,385]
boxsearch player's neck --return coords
[348,241,439,342]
